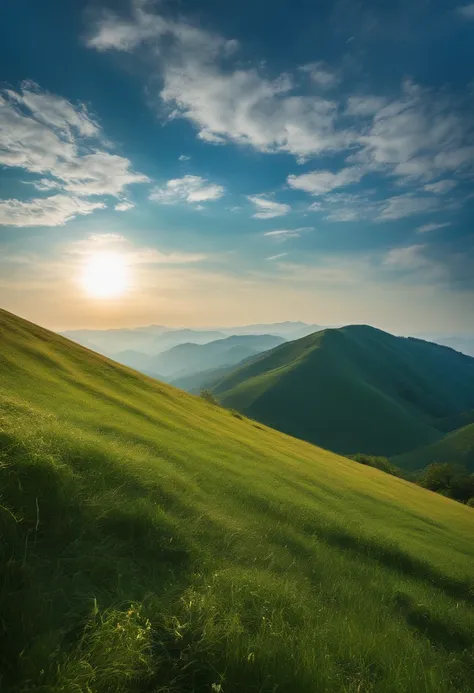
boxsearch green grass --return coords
[1,308,474,693]
[393,424,474,473]
[213,325,474,457]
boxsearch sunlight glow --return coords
[81,252,130,299]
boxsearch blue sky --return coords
[0,0,473,332]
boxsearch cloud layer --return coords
[85,1,474,241]
[87,5,474,185]
[149,175,225,204]
[248,196,291,219]
[0,195,106,227]
[0,81,148,226]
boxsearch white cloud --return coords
[0,195,106,227]
[354,81,474,181]
[248,196,291,219]
[178,154,191,161]
[457,4,474,19]
[423,180,457,194]
[307,192,368,222]
[300,62,339,88]
[86,3,169,52]
[69,233,206,265]
[264,227,313,240]
[325,208,361,222]
[287,167,363,195]
[52,152,149,197]
[0,81,148,227]
[307,191,441,223]
[346,96,387,116]
[4,79,100,138]
[384,244,429,269]
[129,249,207,264]
[149,175,225,204]
[114,201,135,211]
[88,5,349,159]
[266,252,288,261]
[161,64,346,159]
[416,222,451,234]
[86,4,474,194]
[26,178,62,191]
[376,193,439,221]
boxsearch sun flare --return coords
[81,252,130,299]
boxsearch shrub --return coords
[350,454,402,478]
[200,389,219,405]
[418,463,474,503]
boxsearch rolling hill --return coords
[213,325,474,457]
[147,334,285,379]
[1,308,474,693]
[111,334,285,382]
[393,423,474,472]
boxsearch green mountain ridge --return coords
[1,309,474,692]
[393,423,474,472]
[213,325,474,458]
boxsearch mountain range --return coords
[60,321,322,357]
[212,325,474,460]
[114,334,285,379]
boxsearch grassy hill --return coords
[393,423,474,473]
[1,308,474,693]
[213,325,474,457]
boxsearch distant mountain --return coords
[213,325,474,457]
[61,327,227,356]
[109,349,160,375]
[393,423,474,473]
[144,334,285,379]
[219,322,324,340]
[61,321,325,357]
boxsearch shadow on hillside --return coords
[313,525,474,604]
[393,592,474,653]
[0,428,194,689]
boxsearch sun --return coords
[81,252,130,299]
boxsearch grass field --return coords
[213,325,474,458]
[1,308,474,692]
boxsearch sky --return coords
[0,0,473,333]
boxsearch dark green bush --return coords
[350,454,403,478]
[200,389,219,405]
[418,463,474,504]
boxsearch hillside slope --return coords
[393,423,474,472]
[1,309,473,693]
[214,325,474,457]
